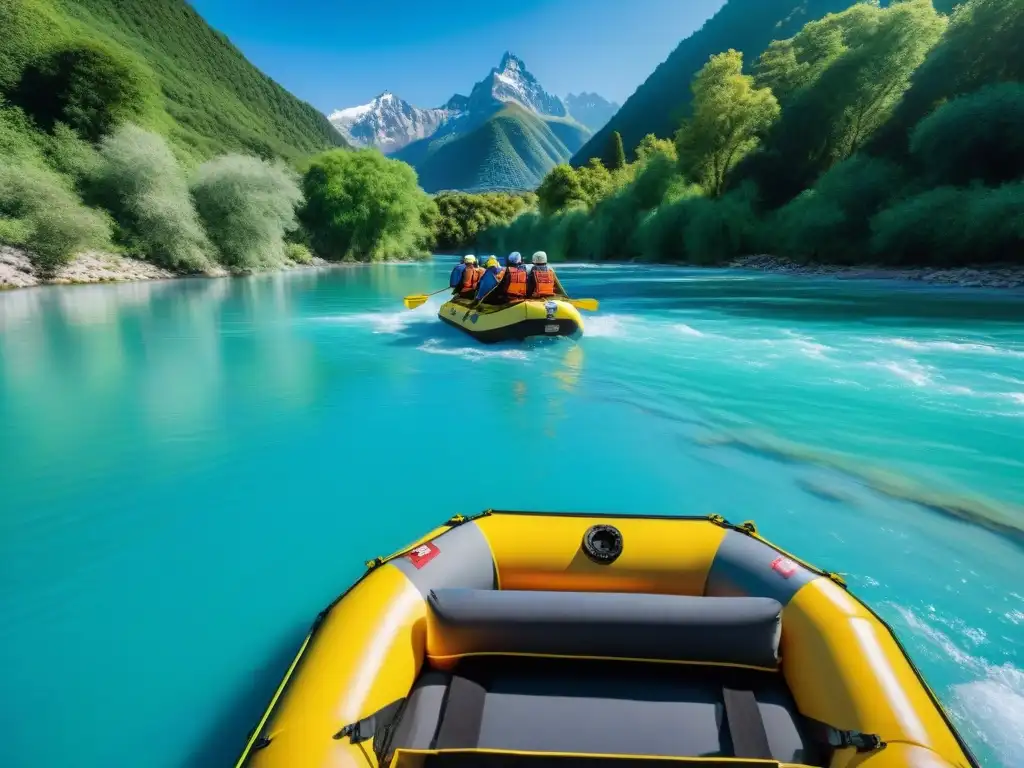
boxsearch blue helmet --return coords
[507,251,523,266]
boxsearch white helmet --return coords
[463,254,476,263]
[531,251,548,265]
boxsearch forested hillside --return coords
[0,0,346,161]
[572,0,853,166]
[1,0,446,280]
[471,0,1021,270]
[572,0,962,167]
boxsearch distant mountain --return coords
[399,103,589,193]
[390,52,591,193]
[564,93,620,132]
[572,0,856,166]
[467,52,569,118]
[328,92,460,154]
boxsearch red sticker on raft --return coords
[406,542,440,570]
[771,556,798,579]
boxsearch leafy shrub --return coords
[284,243,313,264]
[299,149,433,261]
[870,182,1024,266]
[42,123,103,183]
[633,184,705,262]
[190,154,302,269]
[92,124,211,271]
[0,160,110,271]
[11,40,156,142]
[432,191,534,251]
[772,155,905,263]
[0,102,40,162]
[909,82,1024,187]
[0,216,31,246]
[683,186,763,264]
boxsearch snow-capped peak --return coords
[469,52,567,118]
[328,91,464,154]
[499,51,523,72]
[327,52,571,154]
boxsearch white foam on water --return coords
[864,337,1024,359]
[314,307,435,335]
[869,359,935,387]
[791,338,831,359]
[896,605,1024,767]
[585,314,631,339]
[673,323,706,337]
[417,339,528,362]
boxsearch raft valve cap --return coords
[582,524,623,564]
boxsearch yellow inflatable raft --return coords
[438,297,583,342]
[235,510,979,768]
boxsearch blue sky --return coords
[189,0,726,113]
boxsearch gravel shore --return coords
[0,245,330,290]
[730,254,1024,289]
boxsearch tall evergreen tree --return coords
[604,131,627,170]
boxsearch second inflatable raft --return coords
[438,297,583,342]
[236,510,979,768]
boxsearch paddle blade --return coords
[568,298,599,312]
[403,295,429,310]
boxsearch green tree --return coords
[741,0,945,207]
[675,49,780,197]
[909,83,1024,187]
[604,130,626,171]
[431,191,535,251]
[11,41,156,142]
[576,159,615,207]
[190,155,303,269]
[869,0,1024,160]
[635,134,677,164]
[754,3,882,104]
[536,164,587,216]
[299,149,433,261]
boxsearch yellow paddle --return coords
[566,298,599,312]
[403,287,451,310]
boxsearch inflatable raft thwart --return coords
[236,511,979,768]
[438,298,583,343]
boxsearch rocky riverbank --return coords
[0,245,331,290]
[730,254,1024,289]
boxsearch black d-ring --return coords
[582,524,623,564]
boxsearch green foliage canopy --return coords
[869,0,1024,159]
[909,82,1024,188]
[190,154,303,269]
[0,158,111,271]
[10,40,155,141]
[740,0,945,207]
[675,49,780,197]
[299,149,434,262]
[91,123,212,271]
[431,191,535,251]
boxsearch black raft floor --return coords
[381,656,827,767]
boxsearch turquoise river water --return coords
[1,259,1022,767]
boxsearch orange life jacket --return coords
[460,266,482,293]
[531,267,556,297]
[506,266,527,300]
